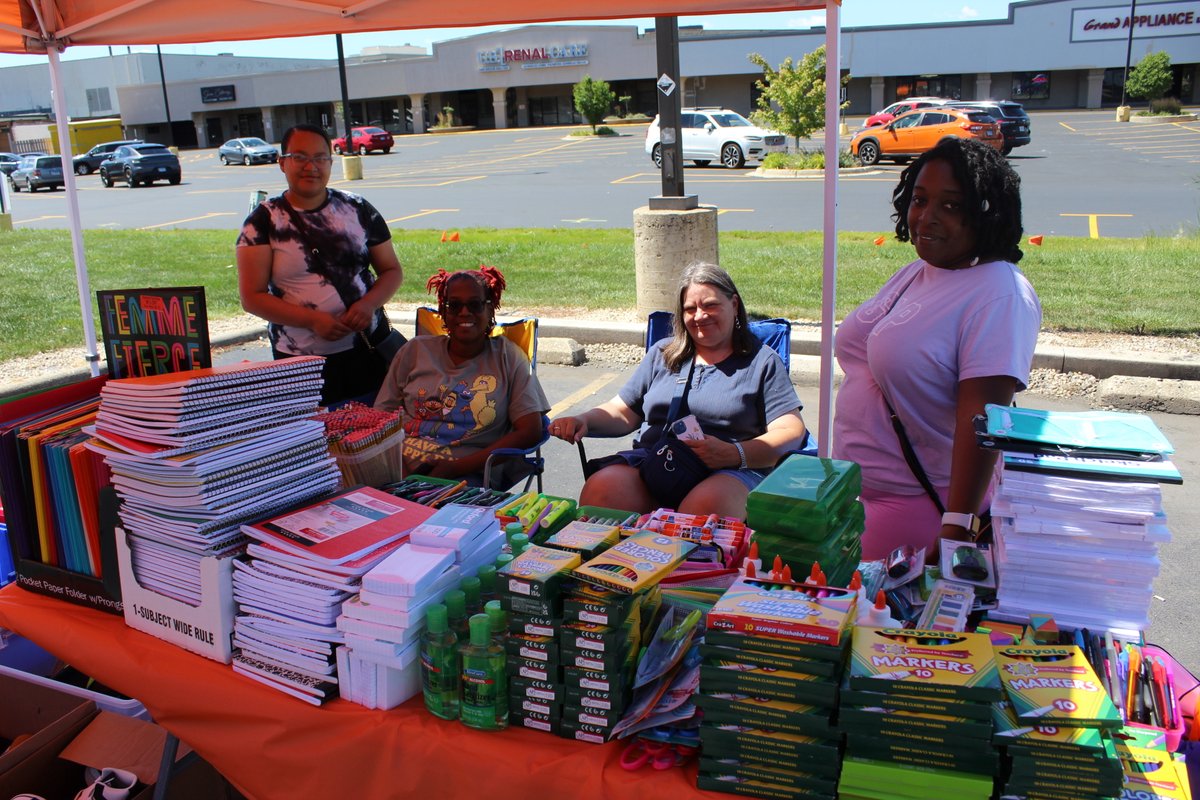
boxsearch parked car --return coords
[645,107,787,169]
[945,100,1031,154]
[72,140,142,175]
[98,143,182,187]
[863,97,949,128]
[331,127,394,155]
[0,152,24,176]
[8,154,65,192]
[218,137,279,165]
[849,107,1003,166]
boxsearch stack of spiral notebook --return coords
[85,357,340,606]
[979,405,1177,636]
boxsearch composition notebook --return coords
[979,405,1174,456]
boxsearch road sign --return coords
[657,73,676,97]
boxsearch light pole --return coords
[1119,0,1138,114]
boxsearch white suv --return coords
[645,108,787,169]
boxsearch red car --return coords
[863,98,948,128]
[332,126,394,155]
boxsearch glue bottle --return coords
[509,533,530,555]
[860,590,900,628]
[459,613,508,731]
[504,522,525,551]
[419,604,460,720]
[739,541,762,577]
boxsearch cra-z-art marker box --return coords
[706,576,856,647]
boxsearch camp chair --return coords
[575,311,816,475]
[414,306,548,492]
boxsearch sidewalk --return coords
[9,308,1200,415]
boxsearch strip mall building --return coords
[0,0,1196,149]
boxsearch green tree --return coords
[748,46,849,147]
[572,76,617,133]
[1125,51,1174,102]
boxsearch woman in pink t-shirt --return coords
[833,138,1042,561]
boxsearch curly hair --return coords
[426,265,507,324]
[661,262,758,372]
[891,137,1024,265]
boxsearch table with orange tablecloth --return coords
[0,584,713,800]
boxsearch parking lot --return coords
[5,110,1200,237]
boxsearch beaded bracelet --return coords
[733,440,747,470]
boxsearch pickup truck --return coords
[332,127,394,155]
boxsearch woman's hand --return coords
[339,299,375,332]
[549,415,587,443]
[312,310,353,341]
[682,435,740,469]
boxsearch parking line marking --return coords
[562,217,608,223]
[1060,212,1132,238]
[13,215,66,224]
[549,374,620,418]
[716,209,754,215]
[387,209,458,223]
[1059,121,1078,132]
[139,212,236,230]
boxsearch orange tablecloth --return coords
[0,584,713,800]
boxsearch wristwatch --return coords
[941,511,980,533]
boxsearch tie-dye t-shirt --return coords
[236,188,392,355]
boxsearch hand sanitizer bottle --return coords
[459,614,508,731]
[420,604,460,720]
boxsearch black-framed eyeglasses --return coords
[443,299,488,314]
[282,153,333,167]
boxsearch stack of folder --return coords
[696,576,854,799]
[981,405,1177,636]
[745,455,864,589]
[87,358,340,606]
[838,628,1003,800]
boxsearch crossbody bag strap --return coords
[882,395,946,515]
[665,358,697,426]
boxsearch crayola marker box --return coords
[508,614,559,637]
[694,692,838,739]
[698,724,841,770]
[706,576,856,647]
[700,661,838,707]
[703,628,850,663]
[838,706,993,742]
[557,719,612,744]
[994,644,1121,729]
[497,544,581,616]
[695,773,836,800]
[564,684,629,711]
[697,757,839,796]
[505,632,560,666]
[848,628,1002,704]
[699,642,840,679]
[840,681,993,721]
[510,676,564,705]
[512,708,560,735]
[572,531,696,595]
[542,520,620,560]
[562,581,646,627]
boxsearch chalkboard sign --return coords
[201,84,236,103]
[97,287,212,379]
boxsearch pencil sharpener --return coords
[951,545,988,581]
[886,545,914,579]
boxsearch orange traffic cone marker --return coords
[440,231,448,243]
[448,231,460,242]
[873,235,886,246]
[1029,234,1044,246]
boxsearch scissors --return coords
[618,739,676,771]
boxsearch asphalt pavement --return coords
[183,310,1200,674]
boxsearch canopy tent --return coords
[0,0,842,453]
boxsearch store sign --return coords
[1071,1,1200,41]
[201,84,236,103]
[478,43,589,71]
[97,287,211,378]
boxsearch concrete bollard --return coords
[633,205,719,316]
[342,155,364,181]
[1116,106,1131,122]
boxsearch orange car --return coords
[850,107,1003,166]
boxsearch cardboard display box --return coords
[0,671,98,800]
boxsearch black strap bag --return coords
[637,359,713,509]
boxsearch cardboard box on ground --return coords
[0,670,244,799]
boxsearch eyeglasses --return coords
[443,299,488,314]
[282,153,333,167]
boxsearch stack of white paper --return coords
[991,463,1168,636]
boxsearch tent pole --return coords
[816,0,841,457]
[47,46,101,378]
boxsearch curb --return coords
[6,310,1200,415]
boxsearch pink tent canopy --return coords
[0,0,843,452]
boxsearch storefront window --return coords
[1102,68,1126,105]
[895,75,962,100]
[1012,72,1050,101]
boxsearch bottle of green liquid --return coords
[476,565,498,604]
[444,589,469,642]
[459,614,508,731]
[461,575,482,617]
[485,599,508,647]
[419,604,460,720]
[504,521,525,551]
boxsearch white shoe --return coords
[10,794,48,800]
[73,768,137,800]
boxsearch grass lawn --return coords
[0,227,1196,361]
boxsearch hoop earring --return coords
[735,318,743,329]
[969,256,980,267]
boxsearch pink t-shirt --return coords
[832,258,1041,498]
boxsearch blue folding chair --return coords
[576,312,816,475]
